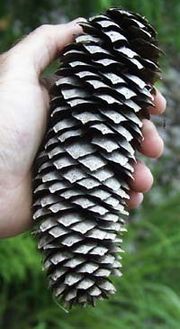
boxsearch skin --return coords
[0,19,166,238]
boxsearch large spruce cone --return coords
[33,8,161,308]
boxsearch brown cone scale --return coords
[33,8,161,308]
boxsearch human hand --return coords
[0,20,166,238]
[127,91,166,209]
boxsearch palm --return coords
[0,73,49,185]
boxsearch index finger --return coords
[149,88,166,115]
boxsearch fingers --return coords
[127,161,153,209]
[5,19,85,75]
[140,89,166,158]
[149,88,166,115]
[128,89,166,209]
[127,191,144,210]
[139,89,166,158]
[130,161,153,193]
[139,119,164,158]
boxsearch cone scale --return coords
[33,8,161,308]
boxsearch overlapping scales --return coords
[33,8,161,308]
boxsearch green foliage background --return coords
[0,1,180,328]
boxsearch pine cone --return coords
[33,8,161,308]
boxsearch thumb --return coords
[6,18,85,75]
